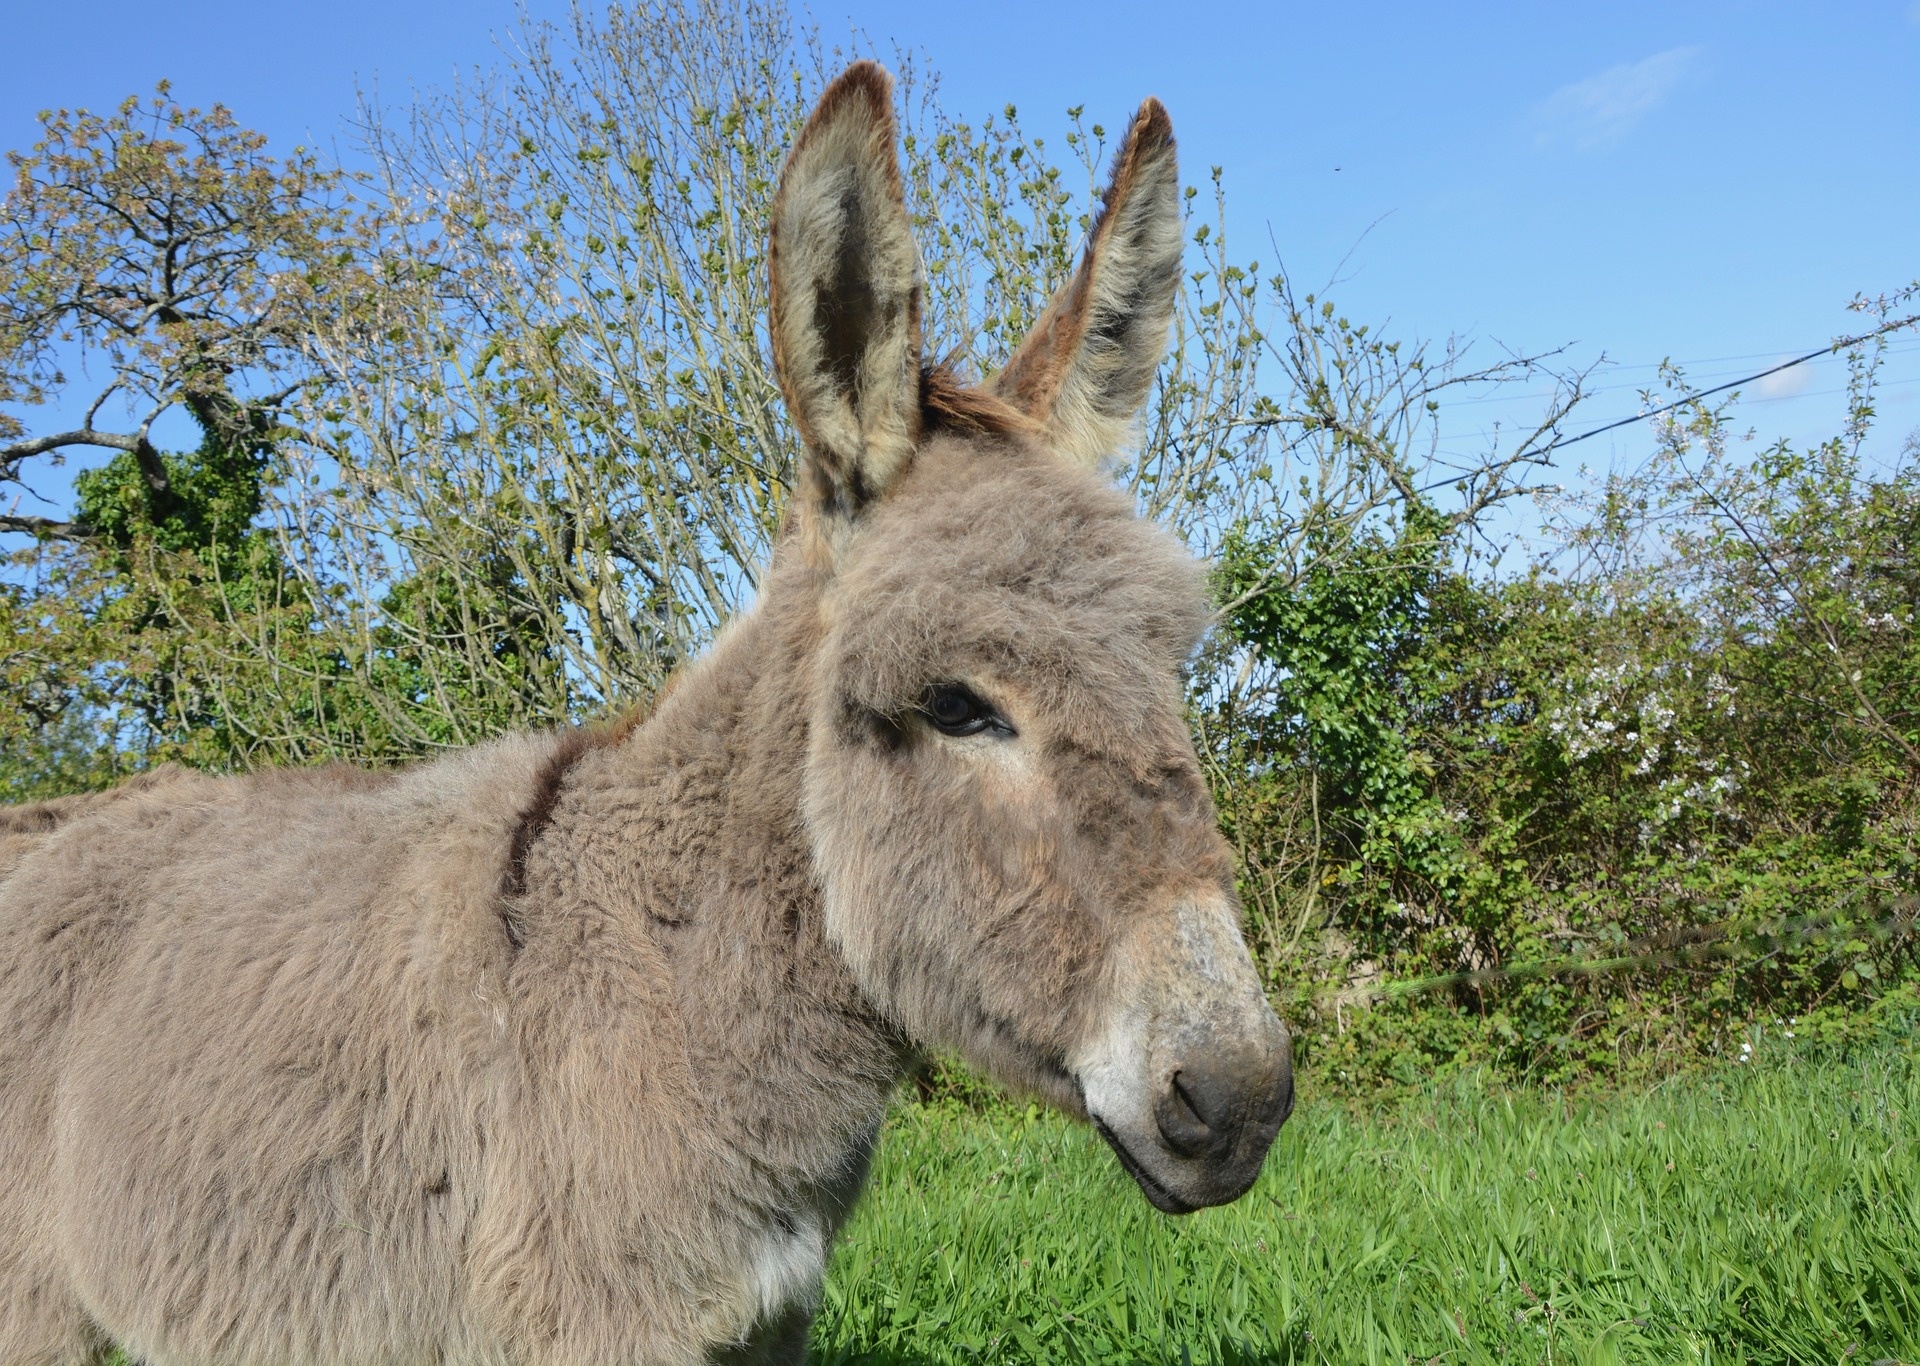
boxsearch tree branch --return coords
[0,425,170,497]
[0,513,91,541]
[2,427,148,462]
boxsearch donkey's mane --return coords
[920,359,1036,439]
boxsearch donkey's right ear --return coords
[990,98,1182,467]
[769,62,924,568]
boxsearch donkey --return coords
[0,62,1292,1365]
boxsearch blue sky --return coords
[7,0,1919,508]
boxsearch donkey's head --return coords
[771,63,1291,1213]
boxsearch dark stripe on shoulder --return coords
[500,705,653,926]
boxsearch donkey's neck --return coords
[513,578,904,1201]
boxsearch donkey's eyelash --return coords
[917,684,1016,739]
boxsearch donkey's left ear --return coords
[769,62,924,564]
[991,99,1182,466]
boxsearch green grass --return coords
[813,1040,1920,1364]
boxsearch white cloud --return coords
[1755,360,1813,400]
[1532,46,1704,149]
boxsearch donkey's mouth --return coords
[1090,1117,1200,1215]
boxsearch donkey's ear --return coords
[769,62,923,563]
[991,99,1181,467]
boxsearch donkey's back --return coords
[0,765,194,883]
[0,737,561,1364]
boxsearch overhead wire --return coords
[1410,317,1920,493]
[1439,337,1920,411]
[1510,315,1920,462]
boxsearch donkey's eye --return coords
[919,684,1007,738]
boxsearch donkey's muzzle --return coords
[1087,1014,1293,1215]
[1130,1026,1292,1213]
[1076,895,1296,1214]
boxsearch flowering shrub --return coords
[1208,325,1920,1087]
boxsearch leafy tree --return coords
[1207,292,1920,1088]
[1,82,365,537]
[0,86,369,787]
[272,0,1584,736]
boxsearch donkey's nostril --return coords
[1153,1069,1222,1159]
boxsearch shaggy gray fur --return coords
[0,62,1289,1365]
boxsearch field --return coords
[813,1038,1920,1365]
